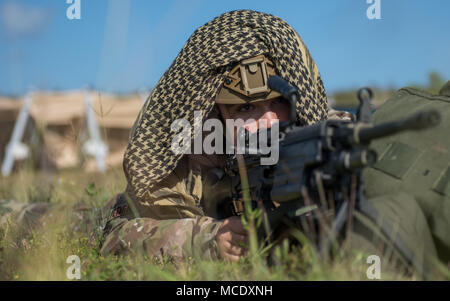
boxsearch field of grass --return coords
[0,167,447,281]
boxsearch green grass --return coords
[0,168,448,281]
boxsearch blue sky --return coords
[0,0,449,96]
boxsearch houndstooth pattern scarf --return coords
[123,10,329,200]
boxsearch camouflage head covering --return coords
[124,10,328,200]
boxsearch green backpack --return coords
[358,81,450,278]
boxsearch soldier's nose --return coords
[243,111,279,133]
[258,111,280,129]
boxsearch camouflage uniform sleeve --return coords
[99,214,221,261]
[99,159,223,261]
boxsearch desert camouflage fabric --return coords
[99,156,223,260]
[0,200,51,236]
[0,199,100,248]
[100,200,221,261]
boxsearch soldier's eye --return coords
[238,104,253,112]
[272,98,287,105]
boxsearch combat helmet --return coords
[215,54,282,104]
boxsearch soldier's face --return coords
[218,97,290,134]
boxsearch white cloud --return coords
[0,1,50,38]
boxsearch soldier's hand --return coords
[216,216,248,262]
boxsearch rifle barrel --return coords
[358,109,441,143]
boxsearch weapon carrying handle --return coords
[356,87,373,123]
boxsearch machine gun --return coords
[203,76,441,253]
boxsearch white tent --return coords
[1,90,144,174]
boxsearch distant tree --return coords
[325,71,447,108]
[427,71,445,95]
